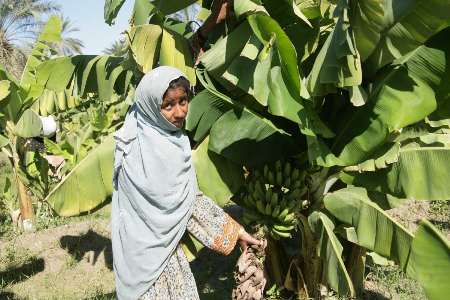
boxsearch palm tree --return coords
[103,38,127,57]
[0,0,60,78]
[52,14,84,56]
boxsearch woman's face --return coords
[160,87,189,128]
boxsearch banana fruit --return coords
[239,160,308,239]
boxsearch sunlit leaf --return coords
[341,147,450,201]
[192,137,244,207]
[45,136,115,216]
[324,187,414,275]
[411,219,450,300]
[308,211,355,297]
[14,109,43,138]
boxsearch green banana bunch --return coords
[259,160,306,191]
[242,209,261,225]
[33,89,56,116]
[265,188,273,204]
[56,91,67,111]
[255,198,266,215]
[283,161,291,179]
[270,192,279,207]
[254,180,265,200]
[266,169,275,185]
[239,161,308,239]
[270,222,295,239]
[45,92,56,115]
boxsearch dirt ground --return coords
[0,208,239,300]
[0,220,115,299]
[0,200,448,300]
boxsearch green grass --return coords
[428,200,450,234]
[365,263,426,300]
[0,241,43,290]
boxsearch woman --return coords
[111,66,261,300]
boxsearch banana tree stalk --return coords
[265,237,285,286]
[16,172,35,231]
[6,121,35,231]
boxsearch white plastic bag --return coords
[40,115,57,137]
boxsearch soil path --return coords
[0,220,115,299]
[0,218,238,300]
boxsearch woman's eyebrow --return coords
[163,98,176,104]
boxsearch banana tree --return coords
[0,16,66,231]
[30,0,450,299]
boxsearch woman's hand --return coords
[238,227,262,252]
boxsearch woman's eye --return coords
[162,103,172,110]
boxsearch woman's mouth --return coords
[173,120,184,127]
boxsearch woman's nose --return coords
[174,104,186,118]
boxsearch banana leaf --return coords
[0,80,11,101]
[104,0,198,25]
[208,108,299,167]
[312,42,445,168]
[341,147,450,201]
[185,89,233,142]
[34,55,133,102]
[233,0,267,19]
[338,70,435,164]
[194,67,302,166]
[411,219,450,300]
[0,134,8,148]
[127,25,163,73]
[200,16,332,137]
[127,24,196,83]
[424,28,450,124]
[104,0,127,25]
[349,0,384,61]
[45,136,115,216]
[21,16,62,90]
[14,109,43,138]
[192,137,244,207]
[263,0,311,28]
[308,211,355,297]
[353,0,450,71]
[324,187,414,276]
[159,28,196,85]
[0,63,26,123]
[307,0,362,96]
[131,0,154,26]
[270,0,322,64]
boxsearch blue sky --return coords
[56,0,134,54]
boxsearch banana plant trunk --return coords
[265,236,287,287]
[10,134,35,232]
[16,174,35,231]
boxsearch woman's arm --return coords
[191,0,232,65]
[186,194,261,255]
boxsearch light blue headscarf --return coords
[111,66,198,300]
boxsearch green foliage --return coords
[6,1,450,298]
[104,0,198,26]
[192,137,244,207]
[20,16,62,90]
[324,187,414,275]
[411,220,450,300]
[14,109,42,138]
[308,211,355,296]
[342,147,450,200]
[45,136,115,216]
